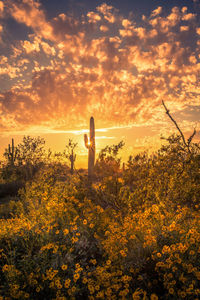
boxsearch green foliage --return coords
[2,136,46,182]
[0,134,200,299]
[64,139,78,175]
[95,140,125,178]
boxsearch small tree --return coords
[2,136,46,182]
[64,139,78,174]
[95,141,125,178]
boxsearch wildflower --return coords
[96,291,104,298]
[190,238,195,244]
[71,286,76,293]
[169,288,174,294]
[64,229,69,235]
[162,245,170,254]
[90,259,97,265]
[24,293,29,298]
[2,264,9,272]
[72,237,78,243]
[95,285,100,291]
[83,219,87,225]
[106,260,111,266]
[122,275,131,282]
[88,285,95,294]
[180,291,186,298]
[36,287,40,293]
[73,273,80,281]
[64,279,71,288]
[82,277,88,284]
[150,294,158,300]
[61,264,68,271]
[89,223,94,228]
[120,250,127,257]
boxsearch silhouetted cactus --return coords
[84,117,95,178]
[65,139,77,175]
[7,138,17,166]
[69,150,76,175]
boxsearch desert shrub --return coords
[0,135,200,299]
[123,135,200,210]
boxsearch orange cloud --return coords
[8,0,54,40]
[151,6,162,18]
[0,2,199,137]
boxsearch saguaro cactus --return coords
[8,138,17,166]
[84,116,95,178]
[69,149,76,175]
[65,139,77,175]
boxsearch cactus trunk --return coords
[84,117,95,178]
[8,138,17,166]
[69,149,76,175]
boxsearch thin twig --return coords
[162,100,190,153]
[188,128,196,146]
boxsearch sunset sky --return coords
[0,0,200,167]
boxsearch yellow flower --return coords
[180,291,186,298]
[24,293,29,298]
[157,252,162,258]
[82,277,88,284]
[64,229,69,235]
[83,219,87,225]
[169,288,174,294]
[90,259,97,265]
[162,245,170,254]
[61,264,68,271]
[36,287,40,293]
[106,260,111,266]
[89,223,94,228]
[49,282,54,288]
[150,294,158,300]
[190,238,195,244]
[122,275,131,282]
[64,279,71,288]
[73,273,80,281]
[2,264,9,272]
[120,250,127,257]
[71,286,76,293]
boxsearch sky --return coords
[0,0,200,167]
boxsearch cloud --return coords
[7,0,54,40]
[87,11,101,23]
[0,1,4,18]
[151,6,162,18]
[0,1,199,135]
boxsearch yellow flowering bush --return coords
[0,135,200,299]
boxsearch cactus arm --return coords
[84,117,96,179]
[12,138,14,155]
[84,134,89,149]
[88,117,95,178]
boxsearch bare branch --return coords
[188,128,196,146]
[162,100,190,153]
